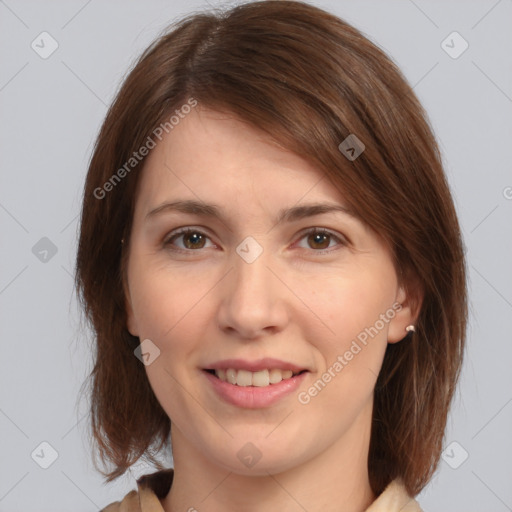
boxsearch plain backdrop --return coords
[1,0,511,511]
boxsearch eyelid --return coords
[162,226,349,253]
[162,226,217,249]
[293,227,348,254]
[296,226,349,244]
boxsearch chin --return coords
[210,446,305,477]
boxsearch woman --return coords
[75,1,467,511]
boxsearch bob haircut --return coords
[75,0,467,498]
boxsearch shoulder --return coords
[100,468,174,512]
[100,489,139,512]
[366,479,423,512]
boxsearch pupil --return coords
[186,233,203,248]
[311,233,329,249]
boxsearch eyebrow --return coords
[145,199,358,225]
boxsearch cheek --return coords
[128,263,210,415]
[298,278,393,415]
[128,257,209,341]
[301,269,396,348]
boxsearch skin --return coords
[125,107,419,512]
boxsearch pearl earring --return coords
[405,325,415,333]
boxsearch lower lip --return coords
[203,370,308,409]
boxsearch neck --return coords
[161,404,376,512]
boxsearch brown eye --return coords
[164,228,212,251]
[297,228,346,253]
[307,231,331,250]
[182,231,206,249]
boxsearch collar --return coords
[134,469,422,512]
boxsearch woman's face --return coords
[125,107,415,475]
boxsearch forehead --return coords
[134,107,347,217]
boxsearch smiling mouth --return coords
[204,368,308,387]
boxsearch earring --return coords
[405,325,415,333]
[121,238,125,244]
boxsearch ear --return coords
[123,276,140,337]
[387,282,423,344]
[125,296,139,337]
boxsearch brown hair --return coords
[75,0,467,497]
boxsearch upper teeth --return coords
[214,368,298,387]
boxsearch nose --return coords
[216,244,289,340]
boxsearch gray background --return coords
[1,0,511,510]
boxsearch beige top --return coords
[101,469,423,511]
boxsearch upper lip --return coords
[204,358,309,373]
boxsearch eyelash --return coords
[162,227,347,256]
